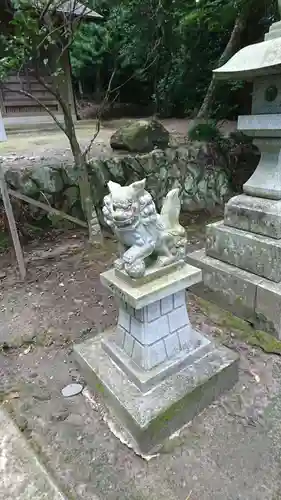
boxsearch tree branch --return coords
[111,51,158,96]
[1,84,66,133]
[29,68,74,136]
[81,36,162,158]
[82,67,117,158]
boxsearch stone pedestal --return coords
[74,264,238,454]
[187,192,281,338]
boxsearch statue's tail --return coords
[160,188,185,235]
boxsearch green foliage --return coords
[0,0,72,86]
[0,0,278,118]
[70,0,276,118]
[188,120,259,193]
[188,122,223,142]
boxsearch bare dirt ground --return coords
[1,212,281,499]
[0,118,237,170]
[1,118,280,500]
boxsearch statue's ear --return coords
[108,181,121,194]
[130,179,146,197]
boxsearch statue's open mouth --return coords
[113,216,135,227]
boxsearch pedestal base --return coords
[187,249,281,339]
[74,333,238,454]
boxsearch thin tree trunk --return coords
[63,106,102,243]
[94,66,102,103]
[78,80,83,98]
[37,74,103,243]
[197,14,246,119]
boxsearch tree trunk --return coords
[94,66,103,103]
[78,80,83,99]
[197,14,246,119]
[63,106,102,243]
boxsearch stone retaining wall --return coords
[89,145,232,214]
[3,144,246,226]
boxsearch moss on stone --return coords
[247,331,281,355]
[110,119,169,153]
[234,296,244,304]
[196,297,281,356]
[149,364,224,440]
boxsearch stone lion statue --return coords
[101,178,187,278]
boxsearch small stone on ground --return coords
[61,383,84,397]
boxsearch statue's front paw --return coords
[125,259,145,278]
[123,252,135,265]
[114,258,124,270]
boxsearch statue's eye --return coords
[112,204,117,211]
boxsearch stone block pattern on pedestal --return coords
[113,291,200,371]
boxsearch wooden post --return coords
[0,111,26,280]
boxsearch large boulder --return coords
[110,119,170,153]
[31,165,64,194]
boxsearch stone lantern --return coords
[187,11,281,338]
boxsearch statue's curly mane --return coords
[104,189,161,228]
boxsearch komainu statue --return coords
[102,179,187,278]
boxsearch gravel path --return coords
[0,118,237,170]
